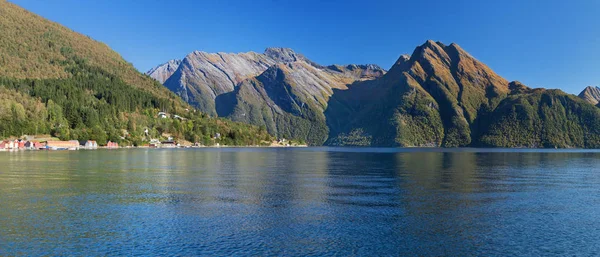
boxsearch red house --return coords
[34,142,44,149]
[106,141,119,149]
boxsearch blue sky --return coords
[11,0,600,94]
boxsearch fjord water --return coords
[1,148,600,256]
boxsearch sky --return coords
[10,0,600,94]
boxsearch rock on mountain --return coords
[578,86,600,105]
[146,59,181,84]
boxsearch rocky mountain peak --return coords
[264,47,302,62]
[146,59,182,84]
[578,86,600,105]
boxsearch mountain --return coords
[327,41,600,148]
[147,48,385,117]
[148,50,277,115]
[146,59,181,84]
[152,40,600,148]
[0,1,272,146]
[578,86,600,105]
[148,48,385,144]
[327,40,510,147]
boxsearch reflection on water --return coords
[1,149,600,255]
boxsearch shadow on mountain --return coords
[215,90,238,117]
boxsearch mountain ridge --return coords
[578,86,600,105]
[146,47,386,118]
[149,40,600,148]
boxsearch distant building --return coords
[106,141,119,149]
[46,141,79,150]
[83,141,98,149]
[161,141,177,148]
[24,141,35,149]
[158,112,168,119]
[34,142,44,149]
[1,140,16,149]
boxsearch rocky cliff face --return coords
[147,47,385,118]
[147,48,386,144]
[146,59,181,84]
[578,86,600,105]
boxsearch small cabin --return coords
[83,141,98,149]
[106,141,119,149]
[161,141,177,148]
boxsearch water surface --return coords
[1,148,599,256]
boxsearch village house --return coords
[148,139,160,148]
[106,141,119,149]
[158,112,168,119]
[161,141,177,148]
[173,115,186,121]
[24,141,36,150]
[34,142,44,150]
[46,141,80,150]
[82,140,98,149]
[0,140,16,149]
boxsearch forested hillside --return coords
[0,1,272,146]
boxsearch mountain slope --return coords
[0,1,272,146]
[327,41,511,146]
[478,87,600,148]
[154,50,279,115]
[326,41,600,148]
[150,41,600,148]
[148,48,385,117]
[578,86,600,105]
[219,58,386,145]
[146,59,181,84]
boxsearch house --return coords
[24,141,36,150]
[0,141,6,151]
[34,142,45,150]
[46,141,80,150]
[1,140,16,149]
[161,141,177,148]
[83,141,98,149]
[158,112,168,119]
[106,141,119,149]
[148,139,160,148]
[24,141,43,150]
[173,115,186,121]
